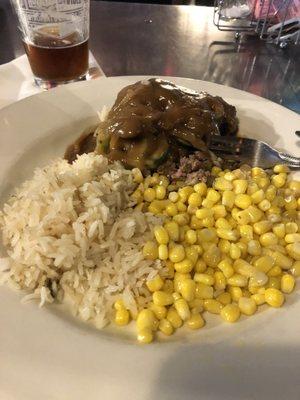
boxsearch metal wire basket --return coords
[213,0,300,47]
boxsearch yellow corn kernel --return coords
[188,298,204,313]
[257,176,270,189]
[218,259,234,278]
[247,240,261,256]
[201,216,215,228]
[169,244,185,263]
[249,270,268,287]
[177,201,187,212]
[146,275,164,292]
[194,273,215,286]
[285,233,300,243]
[272,251,293,270]
[158,175,169,187]
[228,286,243,302]
[251,189,265,204]
[137,328,153,344]
[212,166,222,176]
[281,274,295,294]
[253,255,275,273]
[188,192,202,207]
[239,225,253,240]
[194,259,207,273]
[214,177,233,191]
[235,210,251,225]
[150,304,167,320]
[115,308,130,326]
[172,292,181,301]
[165,203,177,217]
[153,291,173,306]
[253,220,272,235]
[216,228,238,242]
[197,228,217,243]
[252,292,266,305]
[164,221,179,242]
[203,299,223,314]
[166,307,183,328]
[143,188,156,202]
[114,299,125,311]
[132,168,143,183]
[185,245,199,265]
[238,297,257,316]
[136,309,156,331]
[265,288,284,307]
[251,167,265,177]
[272,173,287,188]
[230,243,242,260]
[259,232,278,247]
[217,291,232,305]
[180,279,196,301]
[247,205,263,223]
[258,199,271,212]
[215,218,231,229]
[184,229,197,245]
[194,182,207,196]
[233,179,248,194]
[187,313,205,329]
[234,259,255,277]
[173,213,189,227]
[274,164,289,173]
[267,276,281,290]
[158,318,174,336]
[143,241,159,260]
[291,261,300,277]
[214,271,226,290]
[190,215,203,229]
[157,244,168,261]
[247,182,259,195]
[218,239,231,254]
[174,258,194,273]
[174,298,190,321]
[155,186,167,200]
[222,190,236,209]
[227,274,248,287]
[266,185,277,201]
[187,204,197,215]
[220,304,240,322]
[195,282,214,299]
[206,188,221,203]
[168,191,179,203]
[288,180,300,193]
[286,242,300,260]
[202,243,221,266]
[196,208,213,220]
[212,205,227,219]
[154,226,169,245]
[268,266,282,277]
[273,223,286,238]
[234,194,252,210]
[179,186,194,203]
[285,222,298,234]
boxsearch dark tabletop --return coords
[1,0,299,113]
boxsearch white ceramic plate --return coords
[0,77,300,400]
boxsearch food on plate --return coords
[65,78,238,183]
[0,79,299,344]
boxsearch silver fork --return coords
[208,136,300,169]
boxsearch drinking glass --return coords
[11,0,90,88]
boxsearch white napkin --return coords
[0,52,105,110]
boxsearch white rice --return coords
[0,153,164,328]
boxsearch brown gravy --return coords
[65,79,238,169]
